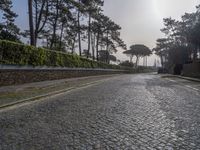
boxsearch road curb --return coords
[0,80,103,110]
[176,76,200,82]
[161,74,200,82]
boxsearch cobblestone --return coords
[0,74,200,149]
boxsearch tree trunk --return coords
[106,31,109,63]
[34,0,47,46]
[193,44,198,62]
[96,31,100,61]
[71,37,76,54]
[34,0,38,45]
[28,0,35,46]
[59,22,64,51]
[87,13,91,58]
[50,0,59,49]
[135,56,139,67]
[130,55,133,63]
[160,55,164,67]
[77,1,82,56]
[91,32,95,60]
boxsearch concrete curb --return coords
[175,75,200,82]
[161,74,200,82]
[0,80,103,110]
[0,64,127,72]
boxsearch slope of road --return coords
[0,74,200,149]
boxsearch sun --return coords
[152,0,165,19]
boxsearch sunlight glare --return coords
[152,0,164,19]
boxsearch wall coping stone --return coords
[0,64,127,72]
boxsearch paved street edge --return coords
[0,79,108,110]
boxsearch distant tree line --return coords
[0,0,127,64]
[154,4,200,69]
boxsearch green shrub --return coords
[0,40,127,69]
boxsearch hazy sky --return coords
[104,0,200,49]
[9,0,200,65]
[103,0,200,65]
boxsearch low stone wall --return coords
[0,66,127,86]
[182,63,200,78]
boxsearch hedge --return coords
[0,40,127,70]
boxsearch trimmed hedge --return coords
[0,40,126,70]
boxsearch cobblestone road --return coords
[1,74,200,150]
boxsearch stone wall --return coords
[0,67,127,86]
[182,63,200,78]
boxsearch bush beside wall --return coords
[0,40,127,70]
[182,63,200,78]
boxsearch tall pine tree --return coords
[0,0,20,42]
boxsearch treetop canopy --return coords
[123,44,152,57]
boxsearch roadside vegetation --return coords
[0,0,127,65]
[154,4,200,71]
[0,0,155,71]
[0,40,127,69]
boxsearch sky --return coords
[103,0,200,65]
[9,0,200,65]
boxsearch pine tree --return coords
[0,0,20,42]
